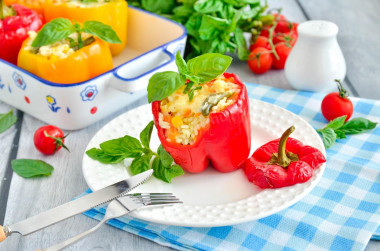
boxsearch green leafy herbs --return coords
[0,110,18,134]
[11,159,54,178]
[147,52,232,102]
[128,0,270,60]
[317,116,377,149]
[86,121,184,183]
[31,18,121,51]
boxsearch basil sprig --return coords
[32,18,121,50]
[86,121,184,183]
[11,159,54,178]
[317,116,377,149]
[147,52,232,102]
[0,110,17,134]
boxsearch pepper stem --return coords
[277,125,295,167]
[267,125,299,168]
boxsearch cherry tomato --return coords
[34,125,69,155]
[259,25,271,38]
[291,22,298,36]
[249,36,271,51]
[273,31,297,46]
[272,43,292,69]
[247,47,273,74]
[321,80,353,122]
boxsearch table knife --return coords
[0,169,153,242]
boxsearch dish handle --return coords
[109,48,176,93]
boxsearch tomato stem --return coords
[44,130,70,153]
[267,8,282,60]
[335,79,349,99]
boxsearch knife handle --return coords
[0,225,6,242]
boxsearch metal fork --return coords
[42,193,181,251]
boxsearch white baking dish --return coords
[0,6,187,130]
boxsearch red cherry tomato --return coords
[321,80,353,122]
[272,43,292,69]
[247,47,273,74]
[259,25,271,38]
[273,31,297,46]
[249,36,271,51]
[291,22,298,36]
[34,125,69,155]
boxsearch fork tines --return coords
[127,193,182,206]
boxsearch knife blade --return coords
[0,169,153,241]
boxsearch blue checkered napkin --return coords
[79,83,380,250]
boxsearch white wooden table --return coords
[1,0,379,250]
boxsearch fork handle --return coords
[43,219,107,251]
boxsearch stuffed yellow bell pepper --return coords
[4,0,45,14]
[17,18,120,84]
[44,0,127,56]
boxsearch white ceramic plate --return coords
[82,99,326,227]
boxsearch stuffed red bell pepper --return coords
[151,70,251,173]
[0,1,44,64]
[244,126,326,188]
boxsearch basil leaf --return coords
[152,156,167,181]
[32,18,74,47]
[82,21,121,44]
[147,71,183,103]
[100,135,143,158]
[194,0,223,14]
[165,164,184,182]
[335,130,346,139]
[81,0,98,3]
[175,51,188,75]
[158,144,173,167]
[338,118,377,134]
[11,159,54,178]
[319,128,336,149]
[187,53,232,83]
[130,153,153,175]
[86,148,126,164]
[325,115,346,130]
[0,110,17,134]
[234,27,250,60]
[142,0,176,14]
[199,15,229,40]
[140,121,154,149]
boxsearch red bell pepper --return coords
[152,72,251,173]
[244,126,326,188]
[0,1,44,64]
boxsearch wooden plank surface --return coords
[0,0,379,250]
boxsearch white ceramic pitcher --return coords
[285,20,346,92]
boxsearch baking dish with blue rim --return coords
[0,6,187,130]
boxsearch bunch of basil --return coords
[128,0,271,60]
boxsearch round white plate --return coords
[82,99,326,227]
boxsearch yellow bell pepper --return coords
[17,37,113,84]
[4,0,45,14]
[43,0,127,56]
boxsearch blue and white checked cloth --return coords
[78,83,380,250]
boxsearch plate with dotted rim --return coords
[82,99,326,227]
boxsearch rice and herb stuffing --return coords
[159,75,241,145]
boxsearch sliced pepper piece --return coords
[43,0,127,56]
[152,72,251,173]
[244,126,326,189]
[0,3,44,64]
[17,37,113,83]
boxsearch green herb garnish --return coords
[11,159,54,178]
[317,116,377,149]
[0,110,17,134]
[147,52,232,102]
[32,18,121,50]
[86,121,184,183]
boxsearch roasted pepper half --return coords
[0,1,44,64]
[17,18,120,83]
[44,0,127,56]
[244,126,326,188]
[152,72,251,173]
